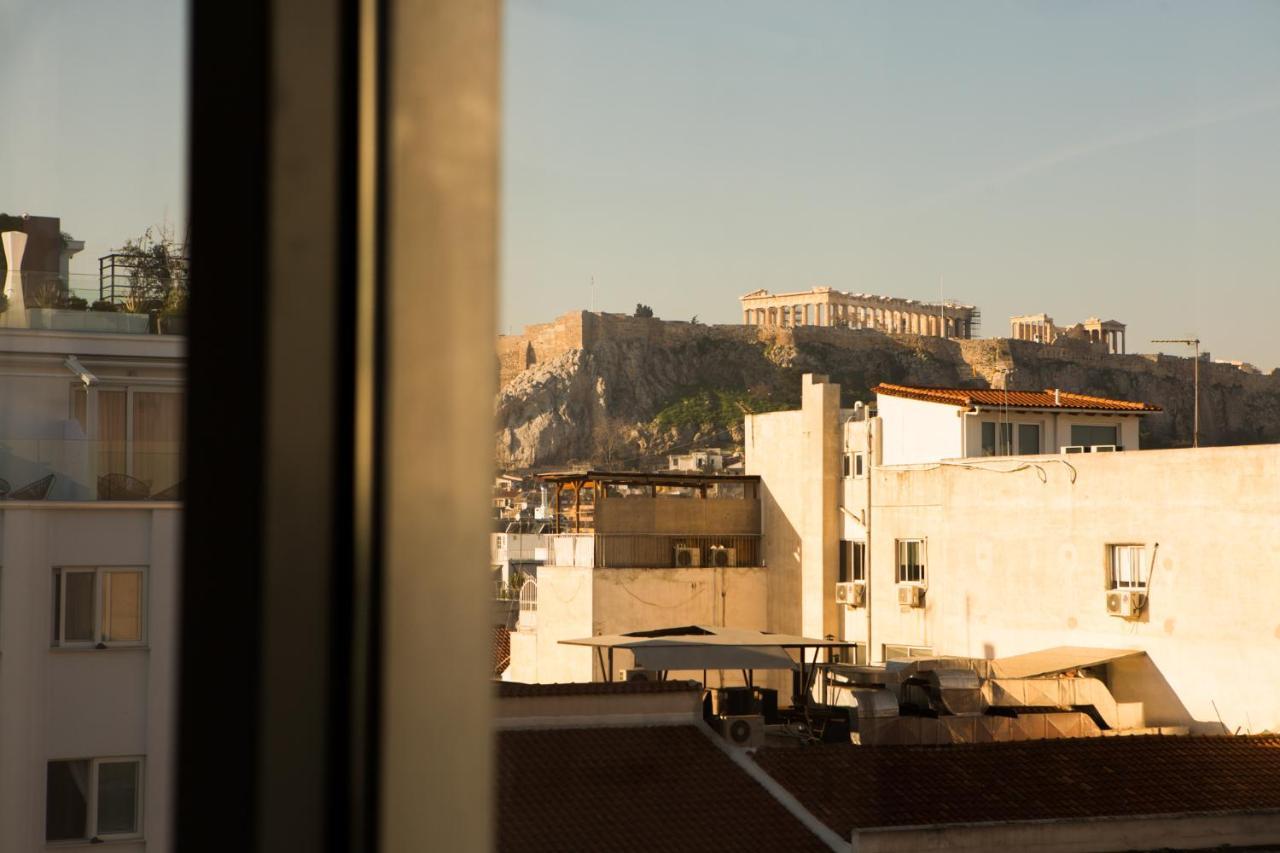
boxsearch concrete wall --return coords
[860,444,1280,732]
[0,505,179,852]
[594,494,760,535]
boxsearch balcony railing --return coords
[0,438,183,501]
[548,533,762,569]
[0,272,186,336]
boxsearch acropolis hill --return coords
[496,310,1280,470]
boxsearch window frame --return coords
[52,566,148,648]
[1107,543,1147,591]
[46,756,145,843]
[895,538,926,585]
[69,382,185,479]
[1016,421,1041,455]
[853,451,866,478]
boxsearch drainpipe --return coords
[962,407,980,457]
[865,416,875,664]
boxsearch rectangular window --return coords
[895,539,925,584]
[1071,424,1119,448]
[1017,423,1040,455]
[1108,544,1146,589]
[53,568,146,647]
[46,758,143,842]
[883,644,933,661]
[72,384,186,494]
[980,422,1014,455]
[853,452,865,477]
[842,453,851,477]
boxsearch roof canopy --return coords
[561,625,854,671]
[537,470,760,487]
[874,383,1161,413]
[988,646,1144,679]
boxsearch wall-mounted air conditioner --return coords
[1062,445,1086,454]
[619,668,658,682]
[708,546,737,567]
[1092,445,1118,453]
[1106,589,1144,618]
[897,584,924,608]
[836,581,865,608]
[674,546,701,567]
[715,714,765,748]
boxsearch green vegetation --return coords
[652,387,789,432]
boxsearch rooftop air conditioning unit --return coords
[836,581,865,608]
[1062,445,1086,454]
[898,585,924,608]
[1092,445,1118,453]
[1106,590,1144,618]
[709,546,737,568]
[715,715,765,749]
[619,668,658,683]
[674,546,701,568]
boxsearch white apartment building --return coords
[747,375,1280,734]
[0,230,183,851]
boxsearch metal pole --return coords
[1193,339,1200,448]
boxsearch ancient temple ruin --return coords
[739,287,979,338]
[1011,313,1127,354]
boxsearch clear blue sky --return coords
[502,1,1280,369]
[5,2,1279,368]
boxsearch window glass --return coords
[1072,424,1118,448]
[1017,423,1040,455]
[854,452,865,477]
[63,571,96,643]
[896,539,925,583]
[98,389,129,476]
[102,570,143,643]
[96,760,140,835]
[133,391,184,492]
[838,540,849,583]
[1110,544,1146,589]
[45,759,89,841]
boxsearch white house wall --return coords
[876,394,964,465]
[851,445,1280,733]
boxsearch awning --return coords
[560,625,855,674]
[989,646,1144,680]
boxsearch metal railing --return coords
[548,533,763,569]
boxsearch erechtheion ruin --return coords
[1011,313,1127,354]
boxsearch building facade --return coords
[741,286,979,338]
[746,374,1280,734]
[0,228,183,850]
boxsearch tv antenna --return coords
[1152,337,1201,448]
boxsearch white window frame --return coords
[853,451,866,478]
[52,567,148,648]
[895,538,926,586]
[1107,544,1147,591]
[883,644,933,661]
[70,383,185,478]
[46,756,145,843]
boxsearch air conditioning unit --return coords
[1106,590,1145,618]
[715,715,765,749]
[674,546,701,567]
[619,668,658,682]
[708,546,737,567]
[897,585,924,608]
[1062,445,1086,454]
[835,581,865,608]
[1092,445,1118,453]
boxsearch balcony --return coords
[1,271,185,337]
[0,438,183,502]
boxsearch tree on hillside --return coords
[634,303,654,318]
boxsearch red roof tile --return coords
[754,735,1280,834]
[496,680,702,698]
[498,725,831,853]
[873,383,1162,412]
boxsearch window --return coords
[46,757,143,842]
[853,451,866,477]
[838,540,866,583]
[1108,544,1146,590]
[980,421,1013,456]
[895,539,925,584]
[883,644,933,661]
[70,384,185,494]
[52,568,146,647]
[1017,423,1041,455]
[842,453,851,477]
[1071,424,1119,448]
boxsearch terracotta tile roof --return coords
[493,626,511,677]
[498,725,830,853]
[496,679,702,699]
[873,382,1162,412]
[754,735,1280,834]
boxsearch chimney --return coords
[1054,388,1061,406]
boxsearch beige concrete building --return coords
[1011,312,1127,354]
[0,229,184,850]
[740,287,979,338]
[746,374,1280,734]
[506,471,768,685]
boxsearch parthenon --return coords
[740,287,979,339]
[1010,312,1127,354]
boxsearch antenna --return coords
[590,275,595,313]
[1152,337,1201,448]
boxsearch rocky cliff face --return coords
[495,316,1280,470]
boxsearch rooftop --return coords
[754,735,1280,834]
[873,382,1162,413]
[536,469,760,486]
[497,725,831,853]
[496,680,701,699]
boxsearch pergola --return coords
[560,625,858,704]
[537,470,761,533]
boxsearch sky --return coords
[502,1,1280,369]
[3,2,1278,367]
